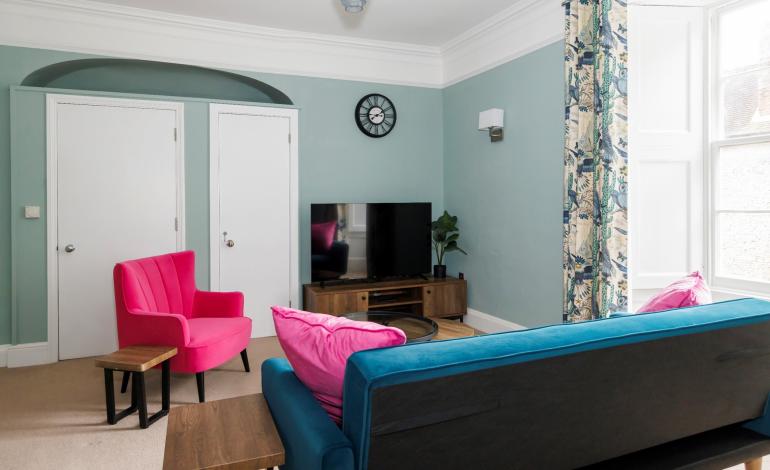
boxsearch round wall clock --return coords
[355,94,396,138]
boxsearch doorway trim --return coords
[46,93,185,363]
[208,103,299,308]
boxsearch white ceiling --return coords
[88,0,519,46]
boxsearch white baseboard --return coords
[2,342,52,368]
[464,308,525,334]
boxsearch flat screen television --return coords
[310,203,431,282]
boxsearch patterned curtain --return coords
[562,0,628,322]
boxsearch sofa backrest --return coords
[113,250,197,317]
[342,299,770,470]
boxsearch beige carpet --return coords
[0,337,284,470]
[0,336,762,470]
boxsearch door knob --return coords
[64,244,76,253]
[223,232,235,248]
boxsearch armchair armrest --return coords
[192,290,244,318]
[126,310,190,347]
[262,358,354,470]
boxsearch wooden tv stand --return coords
[303,277,467,318]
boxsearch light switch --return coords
[24,205,41,219]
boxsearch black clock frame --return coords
[355,93,397,138]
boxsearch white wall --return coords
[629,4,707,307]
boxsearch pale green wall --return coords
[443,41,564,327]
[0,45,444,345]
[1,39,565,345]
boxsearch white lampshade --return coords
[478,108,504,130]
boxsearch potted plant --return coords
[431,210,467,278]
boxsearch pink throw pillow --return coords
[311,221,336,253]
[636,271,712,313]
[271,306,406,424]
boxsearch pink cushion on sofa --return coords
[636,271,712,313]
[311,221,336,252]
[271,306,406,424]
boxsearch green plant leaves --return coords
[445,240,467,255]
[431,210,467,266]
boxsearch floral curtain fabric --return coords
[562,0,628,322]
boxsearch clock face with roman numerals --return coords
[355,94,396,138]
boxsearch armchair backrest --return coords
[113,250,197,318]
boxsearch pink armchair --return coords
[113,250,251,402]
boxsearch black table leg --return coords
[104,368,116,424]
[136,360,171,429]
[104,368,138,425]
[102,365,170,429]
[161,359,170,412]
[136,371,148,429]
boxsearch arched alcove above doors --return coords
[22,58,293,105]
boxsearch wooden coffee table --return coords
[432,318,476,340]
[163,393,284,470]
[95,345,177,429]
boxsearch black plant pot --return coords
[433,265,447,279]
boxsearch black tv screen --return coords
[310,203,431,282]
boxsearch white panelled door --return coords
[50,95,183,360]
[210,104,298,338]
[628,6,705,295]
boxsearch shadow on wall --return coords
[21,58,293,105]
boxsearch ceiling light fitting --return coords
[340,0,367,13]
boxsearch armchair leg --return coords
[196,372,205,403]
[240,349,251,373]
[120,371,130,394]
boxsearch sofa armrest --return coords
[126,310,190,347]
[262,358,354,470]
[191,290,244,318]
[609,311,635,318]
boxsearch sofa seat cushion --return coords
[170,316,251,373]
[272,306,406,424]
[188,317,251,347]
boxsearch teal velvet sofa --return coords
[262,299,770,470]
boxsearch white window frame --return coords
[707,0,770,296]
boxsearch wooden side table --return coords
[163,393,285,470]
[95,345,177,429]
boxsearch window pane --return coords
[722,68,770,137]
[719,1,770,75]
[718,212,770,282]
[717,141,770,210]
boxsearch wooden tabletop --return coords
[163,393,285,470]
[432,318,476,341]
[94,345,177,372]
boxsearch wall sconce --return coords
[478,108,504,142]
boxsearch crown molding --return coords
[0,0,564,89]
[441,0,564,87]
[0,0,444,87]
